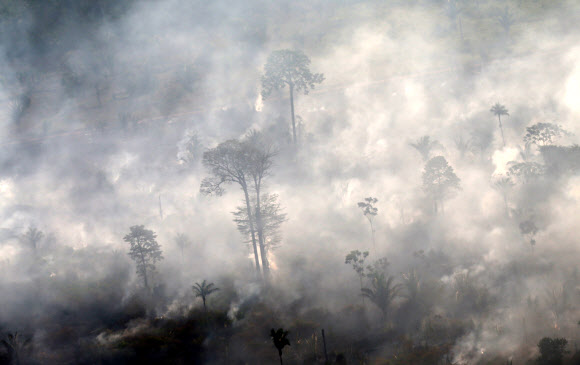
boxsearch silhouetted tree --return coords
[493,175,514,216]
[345,250,369,304]
[358,197,378,250]
[524,122,570,147]
[422,156,461,214]
[490,103,509,146]
[124,225,163,292]
[497,7,515,35]
[193,280,219,311]
[201,139,261,279]
[1,332,30,365]
[537,337,568,365]
[261,49,324,145]
[20,226,43,253]
[270,328,290,365]
[174,233,191,265]
[361,272,402,321]
[244,131,278,281]
[410,136,441,162]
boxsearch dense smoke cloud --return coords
[0,0,579,363]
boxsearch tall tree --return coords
[201,139,262,279]
[192,280,219,312]
[244,131,277,281]
[233,193,287,257]
[490,103,509,147]
[357,197,378,250]
[261,49,324,145]
[422,156,461,214]
[124,225,163,292]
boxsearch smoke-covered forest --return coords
[0,0,579,364]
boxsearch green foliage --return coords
[124,225,163,291]
[537,337,568,365]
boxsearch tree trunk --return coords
[255,184,270,282]
[243,186,262,279]
[498,115,506,146]
[289,84,296,145]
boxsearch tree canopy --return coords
[124,225,163,291]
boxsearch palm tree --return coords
[270,328,290,365]
[490,103,509,147]
[410,136,441,162]
[193,280,220,311]
[361,272,402,321]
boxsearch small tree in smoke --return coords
[497,7,515,35]
[490,103,509,147]
[261,49,324,146]
[174,233,191,265]
[20,226,43,253]
[192,280,219,312]
[1,332,31,365]
[358,197,378,250]
[422,156,461,214]
[345,250,369,304]
[270,328,290,365]
[492,175,514,216]
[124,225,163,292]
